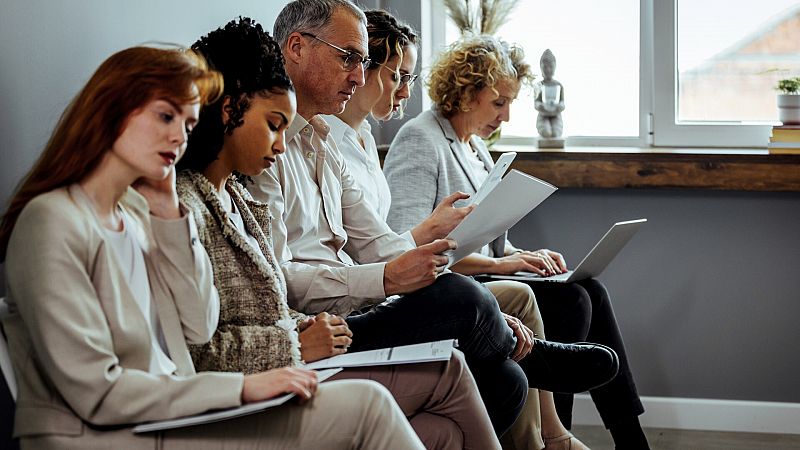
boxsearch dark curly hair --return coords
[179,17,293,173]
[364,9,418,68]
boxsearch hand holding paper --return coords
[445,170,557,267]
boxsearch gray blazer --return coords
[384,108,507,257]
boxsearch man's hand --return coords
[503,313,534,362]
[384,239,455,296]
[411,192,474,245]
[132,166,181,220]
[298,312,353,363]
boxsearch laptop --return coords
[485,219,646,283]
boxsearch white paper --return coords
[469,152,516,206]
[304,339,456,370]
[445,170,557,267]
[132,368,342,433]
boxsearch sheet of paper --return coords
[445,170,557,267]
[469,152,516,206]
[132,368,342,433]
[304,339,456,370]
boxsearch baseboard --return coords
[572,394,800,435]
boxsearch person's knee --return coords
[432,274,499,318]
[490,281,538,324]
[410,413,464,450]
[325,380,398,423]
[580,278,611,309]
[557,283,592,318]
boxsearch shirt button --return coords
[306,151,314,158]
[191,237,198,246]
[303,126,311,134]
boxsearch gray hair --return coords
[274,0,367,48]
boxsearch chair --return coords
[0,297,19,450]
[0,298,16,402]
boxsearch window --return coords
[442,0,640,145]
[654,0,800,147]
[429,0,800,148]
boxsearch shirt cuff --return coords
[346,262,387,301]
[400,230,417,247]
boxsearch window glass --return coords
[677,1,800,123]
[443,0,639,138]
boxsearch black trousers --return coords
[528,278,644,429]
[345,273,527,436]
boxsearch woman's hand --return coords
[503,313,534,362]
[241,367,319,403]
[298,312,353,362]
[132,167,181,219]
[491,249,567,276]
[411,192,474,245]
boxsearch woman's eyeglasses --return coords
[300,32,372,72]
[374,62,419,89]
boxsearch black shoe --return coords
[518,340,619,394]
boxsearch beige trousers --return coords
[332,349,500,450]
[22,380,424,450]
[485,280,546,450]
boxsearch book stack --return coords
[768,125,800,154]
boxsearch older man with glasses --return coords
[249,0,619,438]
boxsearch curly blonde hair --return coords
[427,34,534,118]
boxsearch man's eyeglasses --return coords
[300,32,372,72]
[374,62,419,89]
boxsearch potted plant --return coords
[776,77,800,125]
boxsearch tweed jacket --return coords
[177,171,303,375]
[2,185,243,443]
[384,108,512,257]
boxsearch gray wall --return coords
[509,188,800,402]
[1,0,798,405]
[0,0,293,292]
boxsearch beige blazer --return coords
[2,185,243,443]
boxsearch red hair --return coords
[0,46,222,261]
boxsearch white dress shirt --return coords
[323,115,416,246]
[249,114,414,316]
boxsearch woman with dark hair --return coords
[0,45,421,449]
[177,17,500,450]
[385,34,650,450]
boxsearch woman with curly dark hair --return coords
[176,17,500,450]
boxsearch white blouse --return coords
[104,210,177,376]
[324,115,415,245]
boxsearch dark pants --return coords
[346,273,527,436]
[529,278,644,429]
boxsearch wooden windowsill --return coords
[378,145,800,192]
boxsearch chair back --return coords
[0,298,16,402]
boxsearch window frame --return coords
[652,0,773,148]
[424,0,776,149]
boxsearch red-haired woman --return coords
[0,46,422,450]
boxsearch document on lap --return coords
[304,339,457,370]
[445,170,557,267]
[132,368,343,433]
